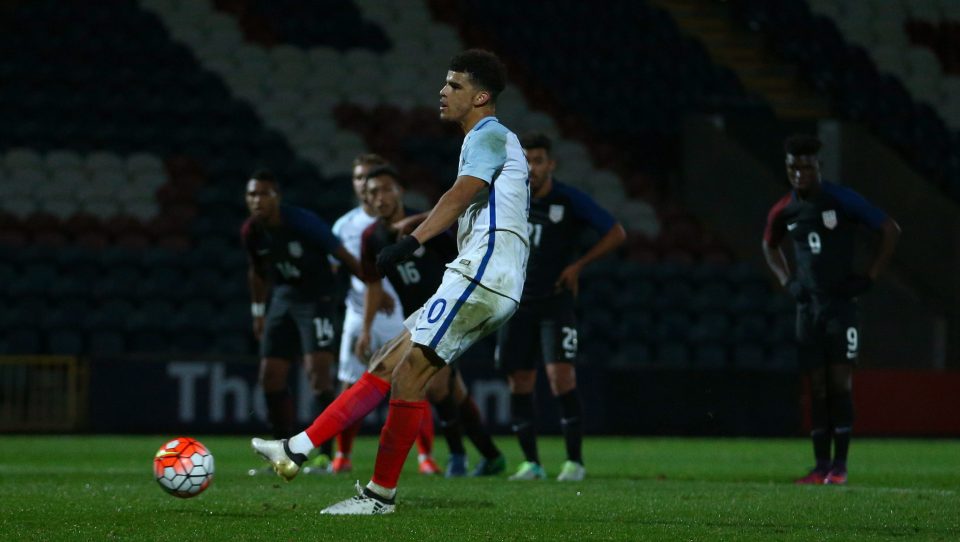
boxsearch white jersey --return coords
[332,206,400,315]
[445,116,530,302]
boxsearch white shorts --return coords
[405,269,518,364]
[337,308,405,384]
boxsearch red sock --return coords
[304,373,389,447]
[372,400,427,489]
[416,407,434,456]
[337,419,363,456]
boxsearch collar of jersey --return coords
[471,116,498,132]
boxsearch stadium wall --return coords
[72,357,960,437]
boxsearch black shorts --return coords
[796,296,859,370]
[495,294,578,372]
[260,290,338,360]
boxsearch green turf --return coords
[1,436,958,541]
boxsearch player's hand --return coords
[252,316,265,341]
[376,235,420,275]
[378,293,396,315]
[555,262,583,297]
[785,279,809,302]
[837,274,873,298]
[354,331,372,361]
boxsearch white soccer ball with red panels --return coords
[153,437,214,498]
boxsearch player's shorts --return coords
[796,296,859,370]
[337,306,405,384]
[405,269,519,364]
[260,290,338,360]
[495,293,578,372]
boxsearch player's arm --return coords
[332,245,363,278]
[409,176,486,244]
[247,261,268,341]
[392,211,429,235]
[356,278,385,360]
[557,186,627,296]
[868,218,901,280]
[556,223,626,296]
[761,197,808,301]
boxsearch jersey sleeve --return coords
[458,128,507,184]
[763,195,791,245]
[828,183,888,231]
[561,184,617,233]
[287,207,343,253]
[359,223,382,282]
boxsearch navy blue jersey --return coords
[523,181,616,301]
[241,205,342,298]
[764,181,887,295]
[360,210,458,315]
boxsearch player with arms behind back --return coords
[498,132,626,482]
[358,165,506,477]
[762,135,900,485]
[251,49,529,514]
[241,170,363,474]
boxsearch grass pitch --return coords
[1,436,958,541]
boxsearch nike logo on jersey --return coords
[787,223,798,231]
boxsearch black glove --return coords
[786,279,809,302]
[376,235,421,275]
[837,274,873,298]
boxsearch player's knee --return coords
[508,370,536,394]
[546,363,576,396]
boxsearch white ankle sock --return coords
[287,432,314,456]
[366,481,396,500]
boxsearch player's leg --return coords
[427,366,467,476]
[301,350,336,472]
[542,307,585,482]
[447,369,506,476]
[293,303,338,472]
[251,331,410,481]
[823,303,857,485]
[497,306,544,480]
[319,344,441,515]
[260,357,295,438]
[332,309,370,473]
[321,271,519,513]
[794,303,830,484]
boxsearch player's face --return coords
[245,179,279,221]
[365,175,402,220]
[439,70,483,122]
[785,154,820,193]
[353,163,373,202]
[524,147,555,193]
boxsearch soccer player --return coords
[357,165,506,478]
[329,154,438,476]
[497,132,626,482]
[762,135,900,485]
[241,169,364,475]
[252,49,529,514]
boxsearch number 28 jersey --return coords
[763,181,887,295]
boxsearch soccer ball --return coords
[153,437,214,498]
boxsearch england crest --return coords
[288,241,303,258]
[548,204,565,223]
[821,210,838,230]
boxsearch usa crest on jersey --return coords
[288,241,303,258]
[548,204,565,223]
[822,210,838,230]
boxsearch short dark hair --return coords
[784,135,822,156]
[353,153,388,168]
[365,164,403,187]
[250,169,279,188]
[449,49,507,102]
[519,132,552,155]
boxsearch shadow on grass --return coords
[403,497,495,509]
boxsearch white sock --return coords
[417,453,429,462]
[287,432,314,456]
[366,481,396,500]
